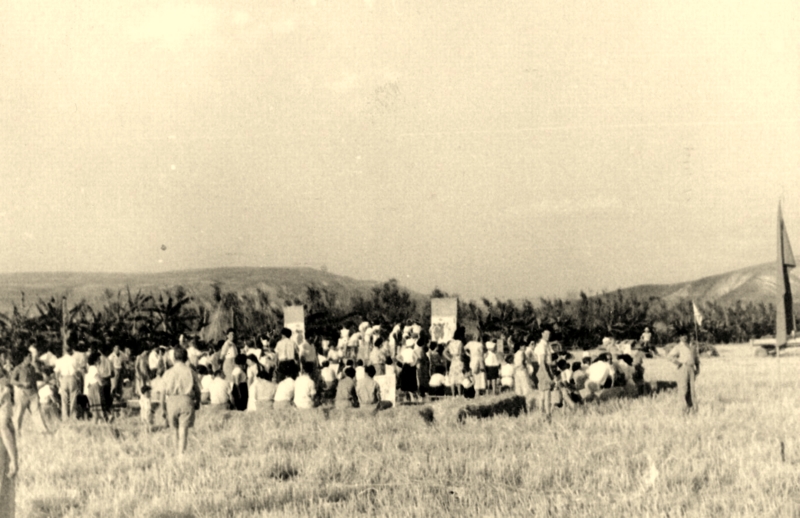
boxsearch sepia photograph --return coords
[1,0,799,516]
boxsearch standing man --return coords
[54,346,79,420]
[10,349,49,435]
[96,347,114,417]
[533,330,555,419]
[275,329,297,383]
[220,329,238,380]
[135,347,152,396]
[186,337,202,368]
[160,347,201,454]
[667,335,700,413]
[108,345,124,401]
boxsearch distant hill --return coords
[0,268,394,314]
[615,263,799,307]
[0,263,795,317]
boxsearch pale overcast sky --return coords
[2,0,799,300]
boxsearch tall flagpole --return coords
[776,201,795,461]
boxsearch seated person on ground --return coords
[293,362,317,409]
[571,362,588,391]
[273,362,298,409]
[334,367,358,409]
[427,364,446,397]
[356,365,381,407]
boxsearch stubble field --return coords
[15,344,800,517]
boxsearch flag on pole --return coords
[776,203,796,347]
[692,301,704,327]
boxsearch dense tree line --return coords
[0,280,780,359]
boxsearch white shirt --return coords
[84,366,100,391]
[400,347,417,366]
[148,350,161,371]
[375,370,396,404]
[200,375,213,394]
[54,354,77,378]
[187,346,202,366]
[500,363,515,387]
[533,339,553,365]
[429,373,445,387]
[293,374,316,409]
[38,384,55,404]
[274,378,295,403]
[208,377,230,405]
[586,361,612,388]
[321,366,336,384]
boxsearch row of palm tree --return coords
[0,280,781,359]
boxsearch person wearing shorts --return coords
[160,347,200,454]
[10,350,49,436]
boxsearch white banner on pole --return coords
[283,306,306,345]
[430,298,458,343]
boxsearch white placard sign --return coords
[430,298,458,343]
[283,306,306,345]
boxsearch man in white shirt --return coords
[293,362,317,409]
[275,329,297,383]
[585,354,614,395]
[207,370,231,409]
[53,347,79,420]
[532,330,554,417]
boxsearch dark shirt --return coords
[335,377,357,407]
[356,376,380,406]
[11,363,37,391]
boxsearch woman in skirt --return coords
[398,339,419,402]
[229,354,249,412]
[85,352,106,423]
[444,327,465,396]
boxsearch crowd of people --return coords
[0,321,697,459]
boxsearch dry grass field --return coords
[15,344,800,517]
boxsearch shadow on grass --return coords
[451,395,527,424]
[28,497,82,518]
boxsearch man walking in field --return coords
[667,335,699,413]
[160,347,201,454]
[10,349,49,435]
